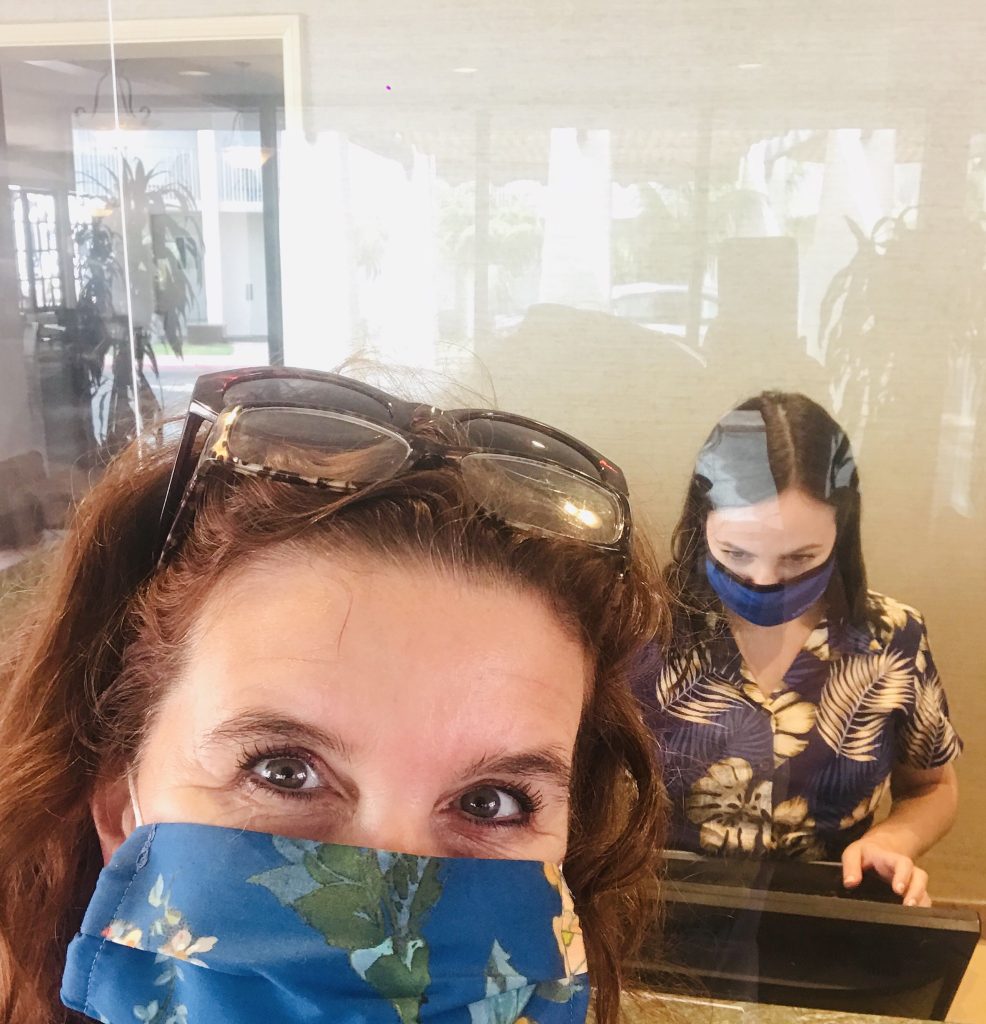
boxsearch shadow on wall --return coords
[475,303,830,535]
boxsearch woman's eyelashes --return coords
[784,551,818,564]
[721,548,751,563]
[234,745,547,836]
[722,549,815,568]
[237,745,326,801]
[452,782,543,829]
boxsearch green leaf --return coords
[535,979,581,1004]
[364,941,431,1024]
[364,941,430,996]
[306,844,379,889]
[295,888,387,951]
[407,859,442,935]
[292,846,388,950]
[388,856,412,902]
[390,997,424,1024]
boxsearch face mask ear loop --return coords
[128,773,144,829]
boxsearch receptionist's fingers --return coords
[902,866,930,907]
[841,842,864,887]
[839,839,906,887]
[890,855,916,897]
[842,838,922,903]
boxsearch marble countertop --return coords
[622,991,930,1024]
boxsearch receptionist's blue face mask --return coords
[704,551,835,627]
[62,823,589,1024]
[694,405,853,629]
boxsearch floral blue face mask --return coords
[62,823,589,1024]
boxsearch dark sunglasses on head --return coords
[156,366,632,562]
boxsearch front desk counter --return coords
[626,853,982,1023]
[624,991,938,1024]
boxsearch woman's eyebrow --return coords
[715,539,752,555]
[783,543,824,556]
[458,749,572,789]
[201,710,353,759]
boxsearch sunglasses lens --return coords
[460,453,624,546]
[457,417,602,479]
[224,408,412,484]
[224,378,394,422]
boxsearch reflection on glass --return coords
[0,18,984,1014]
[0,44,284,567]
[10,187,63,310]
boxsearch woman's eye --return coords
[458,785,525,822]
[724,550,751,562]
[252,756,319,792]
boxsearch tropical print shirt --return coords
[632,592,962,860]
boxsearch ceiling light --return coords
[179,69,212,77]
[452,67,478,74]
[737,62,763,71]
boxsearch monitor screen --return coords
[632,851,981,1020]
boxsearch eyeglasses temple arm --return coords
[154,410,207,559]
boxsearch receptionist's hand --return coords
[841,837,932,907]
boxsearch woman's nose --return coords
[747,564,780,586]
[335,796,442,857]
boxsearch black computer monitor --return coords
[632,851,981,1021]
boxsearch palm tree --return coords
[74,157,202,454]
[436,183,543,326]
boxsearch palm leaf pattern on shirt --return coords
[868,591,921,647]
[657,649,746,726]
[816,650,914,762]
[897,670,962,769]
[662,701,774,793]
[742,687,817,765]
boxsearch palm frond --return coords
[664,701,775,783]
[807,755,890,831]
[816,652,914,762]
[656,650,746,726]
[897,672,962,768]
[659,724,731,788]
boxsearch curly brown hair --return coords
[0,436,669,1024]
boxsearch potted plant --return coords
[72,156,202,455]
[819,209,986,514]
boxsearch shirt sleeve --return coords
[895,615,963,770]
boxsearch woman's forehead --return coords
[176,550,589,750]
[707,489,836,542]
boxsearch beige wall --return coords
[0,0,984,901]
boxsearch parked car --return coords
[610,282,717,341]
